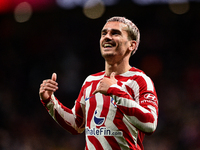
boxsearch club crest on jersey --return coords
[144,93,157,101]
[94,110,105,126]
[111,97,117,107]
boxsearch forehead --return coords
[102,21,128,32]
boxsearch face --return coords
[100,21,135,63]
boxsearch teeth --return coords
[104,44,112,48]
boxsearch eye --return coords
[101,31,107,36]
[112,32,118,35]
[111,30,121,36]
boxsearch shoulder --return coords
[123,67,149,79]
[123,67,155,91]
[90,71,105,77]
[83,71,105,84]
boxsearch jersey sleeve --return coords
[41,94,85,135]
[107,75,158,134]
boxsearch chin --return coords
[102,52,114,57]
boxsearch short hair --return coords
[107,16,140,55]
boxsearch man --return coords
[39,16,158,150]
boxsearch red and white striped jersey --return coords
[41,67,158,150]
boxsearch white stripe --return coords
[90,92,103,128]
[148,105,158,128]
[121,71,154,92]
[114,136,130,149]
[104,100,118,129]
[85,136,96,150]
[85,95,90,127]
[96,136,112,150]
[124,115,156,133]
[84,83,93,127]
[50,94,76,126]
[95,93,104,113]
[95,92,104,122]
[111,90,139,109]
[122,79,140,103]
[104,98,130,149]
[122,117,138,145]
[86,83,93,99]
[83,73,104,84]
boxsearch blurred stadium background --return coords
[0,0,200,149]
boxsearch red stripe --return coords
[88,136,104,150]
[99,95,111,127]
[125,85,135,99]
[113,110,136,150]
[91,71,105,76]
[115,73,151,95]
[135,76,148,91]
[137,130,145,150]
[86,80,99,128]
[107,87,133,100]
[111,75,149,99]
[113,109,136,149]
[87,97,96,129]
[76,83,85,102]
[117,105,155,123]
[75,101,84,127]
[54,97,72,113]
[55,97,85,127]
[54,109,79,135]
[85,142,89,150]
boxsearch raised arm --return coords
[39,73,85,135]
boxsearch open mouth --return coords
[104,43,113,48]
[103,42,115,48]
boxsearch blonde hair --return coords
[107,16,140,55]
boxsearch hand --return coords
[93,72,117,95]
[39,73,58,101]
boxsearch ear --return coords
[129,40,137,52]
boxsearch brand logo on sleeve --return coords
[144,93,157,101]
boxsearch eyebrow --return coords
[101,28,121,33]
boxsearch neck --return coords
[105,60,131,76]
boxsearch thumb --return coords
[92,89,98,95]
[110,72,116,79]
[51,73,57,81]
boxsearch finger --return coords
[42,80,47,84]
[40,81,58,91]
[44,79,58,86]
[43,81,58,89]
[52,73,57,82]
[39,85,45,94]
[92,89,98,95]
[42,86,57,92]
[110,72,116,79]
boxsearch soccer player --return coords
[39,16,158,150]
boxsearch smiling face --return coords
[100,21,136,64]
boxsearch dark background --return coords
[0,0,200,149]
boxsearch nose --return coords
[105,31,112,38]
[103,32,112,42]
